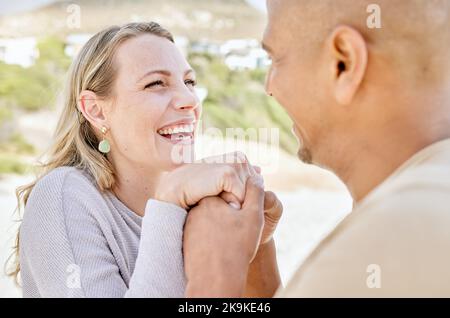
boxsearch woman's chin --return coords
[156,137,196,166]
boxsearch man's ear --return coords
[78,90,108,130]
[328,25,368,105]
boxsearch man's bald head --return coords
[265,0,450,83]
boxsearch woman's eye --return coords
[185,79,197,87]
[145,80,164,89]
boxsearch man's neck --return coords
[336,109,450,203]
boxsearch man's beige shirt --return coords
[278,139,450,297]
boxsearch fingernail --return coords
[229,202,241,210]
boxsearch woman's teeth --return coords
[157,124,195,142]
[157,124,194,136]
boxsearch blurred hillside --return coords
[0,0,265,40]
[0,36,70,174]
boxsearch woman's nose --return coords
[172,86,199,111]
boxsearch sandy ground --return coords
[0,113,352,297]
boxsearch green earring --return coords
[98,126,110,154]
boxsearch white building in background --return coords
[65,33,92,58]
[219,39,270,71]
[189,38,270,71]
[190,40,221,56]
[0,37,38,67]
[220,39,259,56]
[224,47,270,71]
[174,36,189,57]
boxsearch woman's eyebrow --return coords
[138,70,171,82]
[138,69,195,82]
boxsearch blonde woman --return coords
[8,22,282,297]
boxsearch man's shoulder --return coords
[277,160,450,297]
[359,157,450,219]
[347,159,450,250]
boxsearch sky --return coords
[1,0,267,17]
[245,0,267,13]
[0,0,266,15]
[0,0,58,16]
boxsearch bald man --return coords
[182,0,450,297]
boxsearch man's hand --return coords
[261,191,283,245]
[183,175,265,298]
[241,191,283,297]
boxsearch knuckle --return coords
[222,165,238,180]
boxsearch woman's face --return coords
[105,34,201,172]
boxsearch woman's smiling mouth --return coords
[157,122,195,144]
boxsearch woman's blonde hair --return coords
[6,22,174,285]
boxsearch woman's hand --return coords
[154,152,258,209]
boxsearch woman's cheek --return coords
[196,104,203,119]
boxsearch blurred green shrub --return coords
[0,133,35,155]
[0,154,30,174]
[0,36,70,111]
[0,133,35,175]
[189,52,297,154]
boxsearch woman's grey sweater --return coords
[19,166,187,297]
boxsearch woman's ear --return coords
[78,90,108,129]
[328,25,368,105]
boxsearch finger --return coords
[242,175,265,218]
[220,192,241,209]
[233,152,254,185]
[197,195,228,207]
[264,191,277,210]
[253,166,262,175]
[236,162,252,185]
[233,151,248,164]
[264,191,283,220]
[221,166,246,203]
[247,163,257,177]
